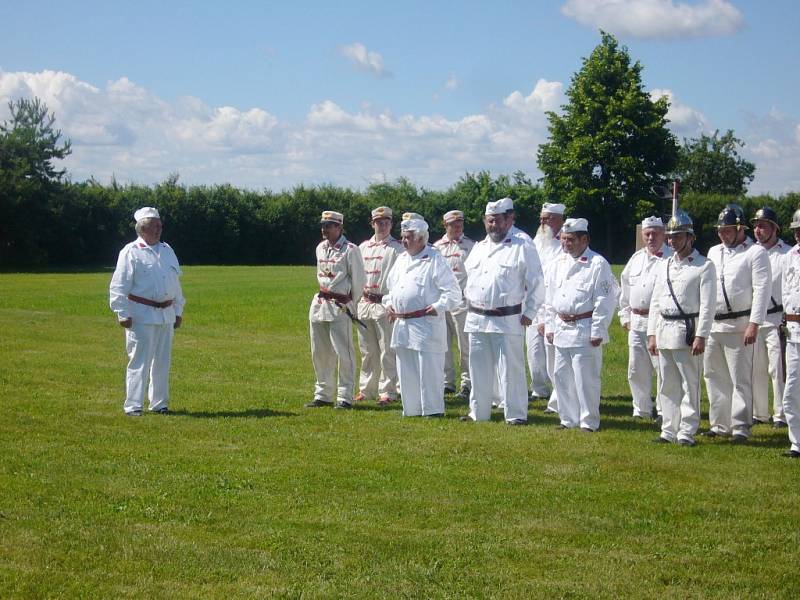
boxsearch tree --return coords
[0,97,72,265]
[537,32,678,260]
[675,129,755,195]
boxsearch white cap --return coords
[641,215,664,229]
[485,197,514,215]
[134,207,160,222]
[320,210,344,225]
[562,217,589,233]
[541,203,565,215]
[371,206,393,220]
[402,212,424,222]
[443,210,464,224]
[401,218,428,233]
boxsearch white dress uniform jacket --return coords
[780,245,800,452]
[463,232,544,422]
[618,244,672,418]
[310,235,365,322]
[384,247,462,416]
[110,238,186,414]
[357,235,403,319]
[705,238,771,438]
[531,233,563,409]
[647,249,716,443]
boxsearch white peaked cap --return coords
[134,207,160,222]
[541,203,566,215]
[562,217,589,233]
[485,197,514,215]
[641,215,665,229]
[401,218,428,233]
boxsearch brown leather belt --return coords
[631,308,649,316]
[128,294,173,309]
[318,289,352,303]
[363,292,384,303]
[468,303,522,317]
[558,310,593,323]
[785,314,800,323]
[395,308,429,319]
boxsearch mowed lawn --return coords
[1,265,798,599]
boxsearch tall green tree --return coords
[675,129,755,195]
[537,32,678,260]
[0,97,72,265]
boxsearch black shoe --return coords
[151,407,169,414]
[678,438,696,447]
[700,430,718,438]
[782,449,800,458]
[654,416,663,427]
[125,410,142,417]
[555,424,569,430]
[543,408,557,414]
[305,399,333,408]
[652,436,671,444]
[731,434,748,444]
[753,418,768,425]
[773,421,788,429]
[507,419,527,426]
[444,386,456,394]
[459,415,474,422]
[334,401,353,410]
[580,427,595,433]
[424,413,444,418]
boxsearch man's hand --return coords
[119,318,133,328]
[590,337,602,347]
[647,335,658,356]
[387,307,397,323]
[537,323,545,336]
[691,336,706,356]
[546,333,554,344]
[174,315,183,329]
[743,322,759,346]
[521,315,532,327]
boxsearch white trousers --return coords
[468,332,528,422]
[311,315,356,404]
[752,326,785,422]
[124,322,174,413]
[657,348,702,443]
[357,315,398,399]
[545,342,558,412]
[444,309,470,390]
[526,326,552,397]
[782,342,800,452]
[554,345,602,430]
[396,348,445,416]
[627,329,662,417]
[704,331,754,437]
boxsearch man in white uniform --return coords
[618,216,672,419]
[461,198,544,425]
[528,203,565,407]
[751,207,789,428]
[432,210,475,399]
[110,207,186,416]
[779,209,800,458]
[385,217,462,417]
[703,204,771,442]
[307,211,366,409]
[356,207,403,405]
[647,210,716,446]
[545,218,618,432]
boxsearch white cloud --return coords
[649,88,710,139]
[340,42,390,78]
[561,0,744,40]
[740,109,800,195]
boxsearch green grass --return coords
[1,266,799,599]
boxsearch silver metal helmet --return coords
[790,208,800,229]
[666,209,694,235]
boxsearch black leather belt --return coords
[767,304,784,315]
[467,303,522,317]
[714,309,751,321]
[661,312,699,320]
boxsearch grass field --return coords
[1,265,799,599]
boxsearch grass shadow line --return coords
[170,408,297,419]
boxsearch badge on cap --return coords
[371,206,393,220]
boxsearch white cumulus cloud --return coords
[340,42,391,78]
[650,88,710,140]
[561,0,744,40]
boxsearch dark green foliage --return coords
[537,32,679,262]
[676,130,756,195]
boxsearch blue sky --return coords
[1,0,798,194]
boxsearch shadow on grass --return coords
[170,408,297,419]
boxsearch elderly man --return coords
[109,207,186,416]
[385,217,462,417]
[647,210,716,446]
[545,218,618,432]
[703,204,771,442]
[619,216,672,419]
[529,202,565,409]
[432,210,475,399]
[780,209,800,458]
[751,207,790,428]
[461,198,544,425]
[355,206,403,405]
[307,211,366,409]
